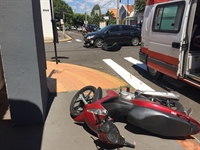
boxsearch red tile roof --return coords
[126,5,134,16]
[109,9,117,18]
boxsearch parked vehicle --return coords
[85,24,100,33]
[84,25,141,48]
[77,26,82,32]
[139,0,200,88]
[70,86,200,147]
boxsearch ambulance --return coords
[139,0,200,88]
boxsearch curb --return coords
[44,34,72,44]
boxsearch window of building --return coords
[152,2,185,33]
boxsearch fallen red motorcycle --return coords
[70,86,200,148]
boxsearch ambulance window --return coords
[152,2,185,33]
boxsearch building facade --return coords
[40,0,53,41]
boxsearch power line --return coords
[100,0,113,8]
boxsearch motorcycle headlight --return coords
[87,35,95,39]
[100,121,123,144]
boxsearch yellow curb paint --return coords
[177,136,200,150]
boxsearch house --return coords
[119,4,134,24]
[118,4,144,25]
[109,8,117,18]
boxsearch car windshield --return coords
[98,26,110,32]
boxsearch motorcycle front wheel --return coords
[70,86,96,118]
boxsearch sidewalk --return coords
[46,61,127,93]
[0,32,200,150]
[45,62,200,149]
[44,30,72,44]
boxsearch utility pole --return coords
[116,0,120,24]
[127,0,130,25]
[50,0,59,64]
[62,11,65,38]
[84,0,88,27]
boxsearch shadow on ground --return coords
[0,78,57,150]
[132,65,200,104]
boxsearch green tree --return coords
[53,0,74,26]
[72,13,85,27]
[134,0,147,12]
[90,4,103,25]
[105,10,116,25]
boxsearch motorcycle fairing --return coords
[127,105,200,137]
[102,97,134,117]
[74,88,118,123]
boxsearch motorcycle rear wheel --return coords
[165,100,184,112]
[70,86,96,118]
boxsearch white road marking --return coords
[124,57,188,88]
[124,57,147,71]
[75,39,82,42]
[103,59,154,91]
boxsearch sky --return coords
[64,0,135,14]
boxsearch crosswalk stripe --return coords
[124,57,189,88]
[124,57,147,71]
[103,59,154,91]
[75,39,82,42]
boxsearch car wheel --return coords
[147,67,164,80]
[131,37,139,46]
[94,38,104,48]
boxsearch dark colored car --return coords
[85,24,100,33]
[83,25,141,48]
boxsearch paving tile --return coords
[46,61,127,92]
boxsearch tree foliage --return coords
[53,0,74,25]
[72,13,85,27]
[91,4,102,16]
[105,10,116,25]
[72,13,92,27]
[53,1,114,27]
[90,4,103,25]
[134,0,147,12]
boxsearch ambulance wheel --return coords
[147,67,164,80]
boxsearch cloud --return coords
[64,0,130,14]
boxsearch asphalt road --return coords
[45,30,200,142]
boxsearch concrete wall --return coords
[40,0,53,40]
[0,0,48,125]
[0,54,5,90]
